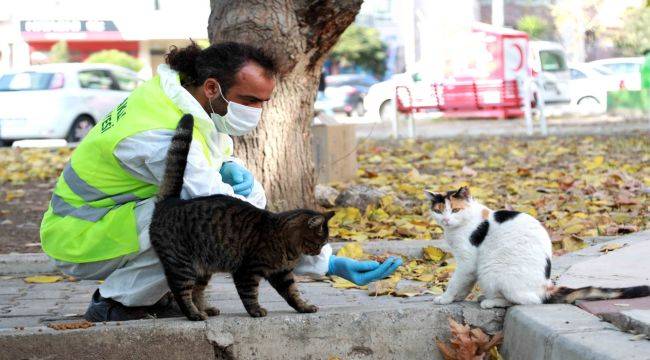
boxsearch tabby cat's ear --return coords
[308,215,325,229]
[454,186,470,199]
[324,211,336,222]
[424,190,444,202]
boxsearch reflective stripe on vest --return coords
[63,163,144,204]
[52,163,145,222]
[50,194,111,222]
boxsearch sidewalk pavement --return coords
[1,232,649,359]
[0,263,503,359]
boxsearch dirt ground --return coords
[0,180,54,253]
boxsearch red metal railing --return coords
[395,79,523,118]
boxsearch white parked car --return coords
[0,63,140,145]
[363,72,431,123]
[528,41,572,107]
[588,57,644,91]
[568,63,620,114]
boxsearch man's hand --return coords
[327,255,402,286]
[219,162,254,196]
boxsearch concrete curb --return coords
[0,253,55,275]
[0,302,504,360]
[502,304,650,360]
[0,240,448,275]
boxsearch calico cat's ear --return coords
[308,215,325,229]
[453,186,470,199]
[424,190,444,203]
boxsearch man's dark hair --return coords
[165,41,277,94]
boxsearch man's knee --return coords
[53,256,124,281]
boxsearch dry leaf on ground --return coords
[436,318,504,360]
[24,275,63,284]
[330,276,366,290]
[599,243,625,253]
[336,242,364,259]
[367,273,401,296]
[47,321,94,330]
[423,246,447,262]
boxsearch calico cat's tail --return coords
[545,285,650,304]
[158,114,194,201]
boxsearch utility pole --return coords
[492,0,504,27]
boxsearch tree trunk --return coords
[208,0,362,211]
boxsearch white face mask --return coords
[209,83,262,136]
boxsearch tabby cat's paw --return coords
[432,295,454,305]
[247,307,268,318]
[297,304,318,313]
[186,311,209,321]
[204,307,220,316]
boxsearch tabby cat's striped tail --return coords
[545,285,650,304]
[157,114,194,201]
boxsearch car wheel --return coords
[576,96,602,115]
[379,100,394,123]
[1,140,13,147]
[66,115,95,143]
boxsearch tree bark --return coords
[208,0,362,211]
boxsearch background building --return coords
[0,0,210,77]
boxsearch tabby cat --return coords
[150,114,334,321]
[426,186,649,308]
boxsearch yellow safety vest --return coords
[40,76,213,263]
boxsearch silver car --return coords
[0,63,140,145]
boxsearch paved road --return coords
[353,114,649,140]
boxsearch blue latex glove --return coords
[219,162,254,197]
[327,255,402,286]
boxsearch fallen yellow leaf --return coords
[24,275,63,284]
[584,155,605,170]
[422,246,447,262]
[489,346,504,360]
[336,242,364,259]
[415,273,435,282]
[330,276,365,290]
[367,273,400,296]
[394,285,427,297]
[600,243,624,253]
[564,224,584,235]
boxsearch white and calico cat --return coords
[426,186,649,308]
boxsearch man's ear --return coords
[454,186,470,199]
[203,78,219,99]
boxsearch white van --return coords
[528,41,572,107]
